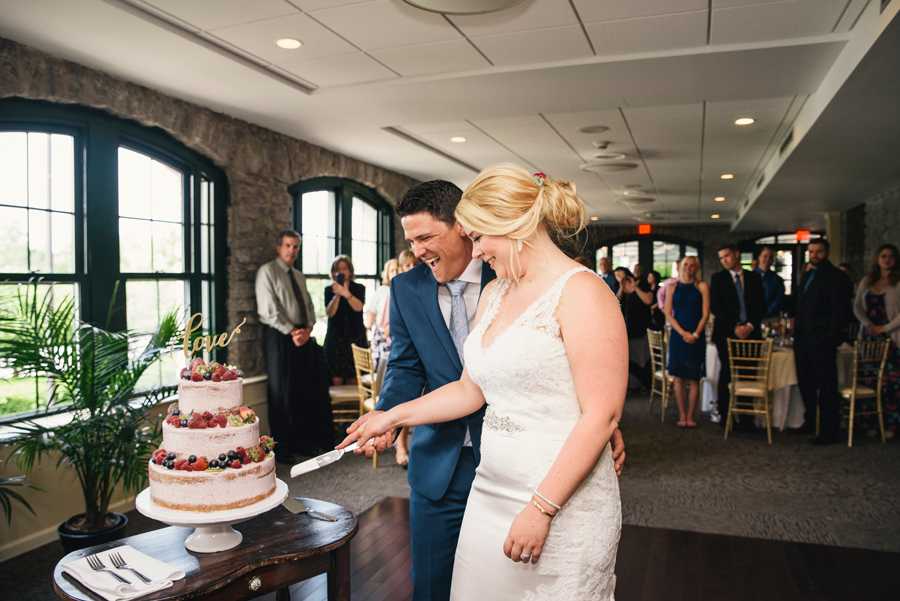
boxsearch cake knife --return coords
[290,438,374,478]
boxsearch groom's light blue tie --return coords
[733,272,748,323]
[447,280,469,365]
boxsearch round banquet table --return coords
[701,343,855,430]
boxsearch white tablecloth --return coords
[701,343,854,430]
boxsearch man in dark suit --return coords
[346,180,625,601]
[794,238,853,444]
[598,256,619,293]
[710,242,766,428]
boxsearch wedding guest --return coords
[754,247,785,319]
[398,248,420,273]
[598,256,619,294]
[255,230,333,459]
[647,269,665,330]
[663,256,709,427]
[324,255,367,386]
[794,238,853,444]
[615,266,654,390]
[710,243,765,429]
[853,243,900,439]
[366,258,399,368]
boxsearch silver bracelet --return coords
[533,490,562,512]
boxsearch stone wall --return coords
[0,37,418,376]
[863,185,900,266]
[841,204,867,278]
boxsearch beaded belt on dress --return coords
[483,406,579,440]
[484,406,525,433]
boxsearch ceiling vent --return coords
[616,197,655,205]
[594,152,627,161]
[581,162,638,174]
[402,0,525,14]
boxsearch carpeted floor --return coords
[5,392,899,600]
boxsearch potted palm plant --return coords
[0,282,180,551]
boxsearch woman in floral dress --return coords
[853,243,900,438]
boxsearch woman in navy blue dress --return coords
[663,256,710,427]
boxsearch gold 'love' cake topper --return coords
[172,312,246,358]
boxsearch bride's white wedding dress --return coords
[450,267,621,601]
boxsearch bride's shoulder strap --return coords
[530,267,594,334]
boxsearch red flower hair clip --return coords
[533,172,546,187]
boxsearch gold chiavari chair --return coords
[647,329,674,422]
[724,338,775,444]
[351,344,379,467]
[816,340,890,447]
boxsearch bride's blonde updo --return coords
[455,163,587,250]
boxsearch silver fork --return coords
[110,551,152,584]
[86,553,132,585]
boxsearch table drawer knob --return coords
[249,576,262,592]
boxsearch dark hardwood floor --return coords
[260,497,898,601]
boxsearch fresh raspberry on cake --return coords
[216,414,228,427]
[193,457,209,471]
[231,459,242,469]
[222,370,237,382]
[190,371,203,382]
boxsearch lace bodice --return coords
[464,267,592,424]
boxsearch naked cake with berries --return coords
[147,358,277,512]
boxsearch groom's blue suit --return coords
[377,260,495,600]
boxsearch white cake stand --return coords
[136,478,288,553]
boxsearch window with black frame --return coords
[0,100,227,422]
[289,178,393,336]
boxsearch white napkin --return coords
[61,544,186,601]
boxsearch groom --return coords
[352,179,626,601]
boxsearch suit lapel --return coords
[417,270,463,373]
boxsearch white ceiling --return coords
[1,0,898,231]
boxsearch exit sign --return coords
[639,224,652,234]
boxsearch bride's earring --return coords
[516,239,523,253]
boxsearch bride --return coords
[343,164,627,599]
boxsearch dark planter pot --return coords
[58,512,128,553]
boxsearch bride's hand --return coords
[337,410,397,456]
[503,503,552,565]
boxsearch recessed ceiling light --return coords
[276,38,302,49]
[579,125,609,134]
[450,136,467,143]
[735,118,755,125]
[720,174,734,179]
[590,216,599,221]
[581,161,638,173]
[711,214,720,219]
[593,140,612,149]
[402,0,525,14]
[621,190,645,196]
[715,196,725,201]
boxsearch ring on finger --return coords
[519,551,532,561]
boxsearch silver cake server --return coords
[290,438,374,478]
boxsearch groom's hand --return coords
[611,428,625,476]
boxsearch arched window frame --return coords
[288,177,393,320]
[597,234,700,278]
[0,98,228,423]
